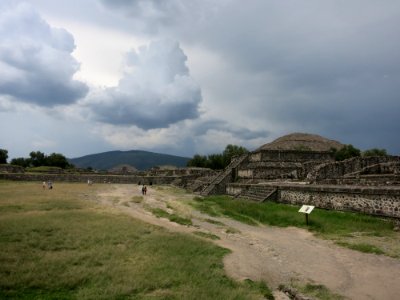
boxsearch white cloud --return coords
[0,1,87,106]
[86,39,202,129]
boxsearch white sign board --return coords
[298,205,315,214]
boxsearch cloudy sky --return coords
[1,0,399,160]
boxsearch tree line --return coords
[331,145,387,161]
[186,144,249,170]
[0,149,72,169]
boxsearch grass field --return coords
[0,181,272,299]
[191,195,400,257]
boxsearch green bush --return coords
[332,144,361,161]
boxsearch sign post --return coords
[298,205,315,225]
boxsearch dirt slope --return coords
[91,184,400,299]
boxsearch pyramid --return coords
[257,133,344,152]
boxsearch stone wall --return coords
[249,150,334,163]
[226,183,400,218]
[238,161,303,179]
[307,156,400,183]
[148,167,216,177]
[322,175,400,186]
[0,167,216,187]
[0,165,24,173]
[238,166,302,180]
[279,185,400,218]
[239,150,334,181]
[0,173,178,185]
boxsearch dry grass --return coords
[0,181,272,299]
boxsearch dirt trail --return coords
[92,184,400,300]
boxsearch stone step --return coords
[201,154,249,196]
[238,187,278,202]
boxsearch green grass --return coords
[243,279,274,300]
[193,232,220,240]
[204,218,225,226]
[191,195,398,256]
[0,181,270,299]
[280,283,344,300]
[150,208,193,226]
[26,166,63,173]
[192,195,394,234]
[336,242,385,255]
[298,283,344,300]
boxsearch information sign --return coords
[298,205,315,214]
[298,205,315,225]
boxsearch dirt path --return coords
[92,184,400,300]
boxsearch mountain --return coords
[69,150,190,171]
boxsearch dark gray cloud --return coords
[100,0,218,33]
[99,0,400,154]
[87,39,202,129]
[3,0,400,159]
[0,2,88,106]
[195,1,400,153]
[191,119,269,141]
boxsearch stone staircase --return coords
[186,174,219,193]
[201,154,249,196]
[237,185,278,202]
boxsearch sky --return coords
[1,0,399,160]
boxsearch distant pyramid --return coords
[257,133,344,151]
[108,164,138,173]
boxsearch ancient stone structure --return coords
[108,164,138,174]
[0,173,178,185]
[199,133,342,196]
[256,132,344,152]
[307,156,400,184]
[200,133,400,219]
[238,149,334,181]
[0,167,215,187]
[0,164,24,173]
[226,183,400,218]
[2,133,400,218]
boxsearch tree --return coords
[222,144,249,166]
[10,151,72,169]
[363,148,387,157]
[187,154,208,168]
[207,154,225,170]
[334,144,361,161]
[10,157,31,168]
[46,153,72,168]
[187,144,249,170]
[0,149,8,164]
[29,151,46,167]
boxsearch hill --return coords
[257,132,344,152]
[69,150,190,171]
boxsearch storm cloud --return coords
[2,0,400,159]
[0,2,88,106]
[87,39,202,129]
[98,0,400,154]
